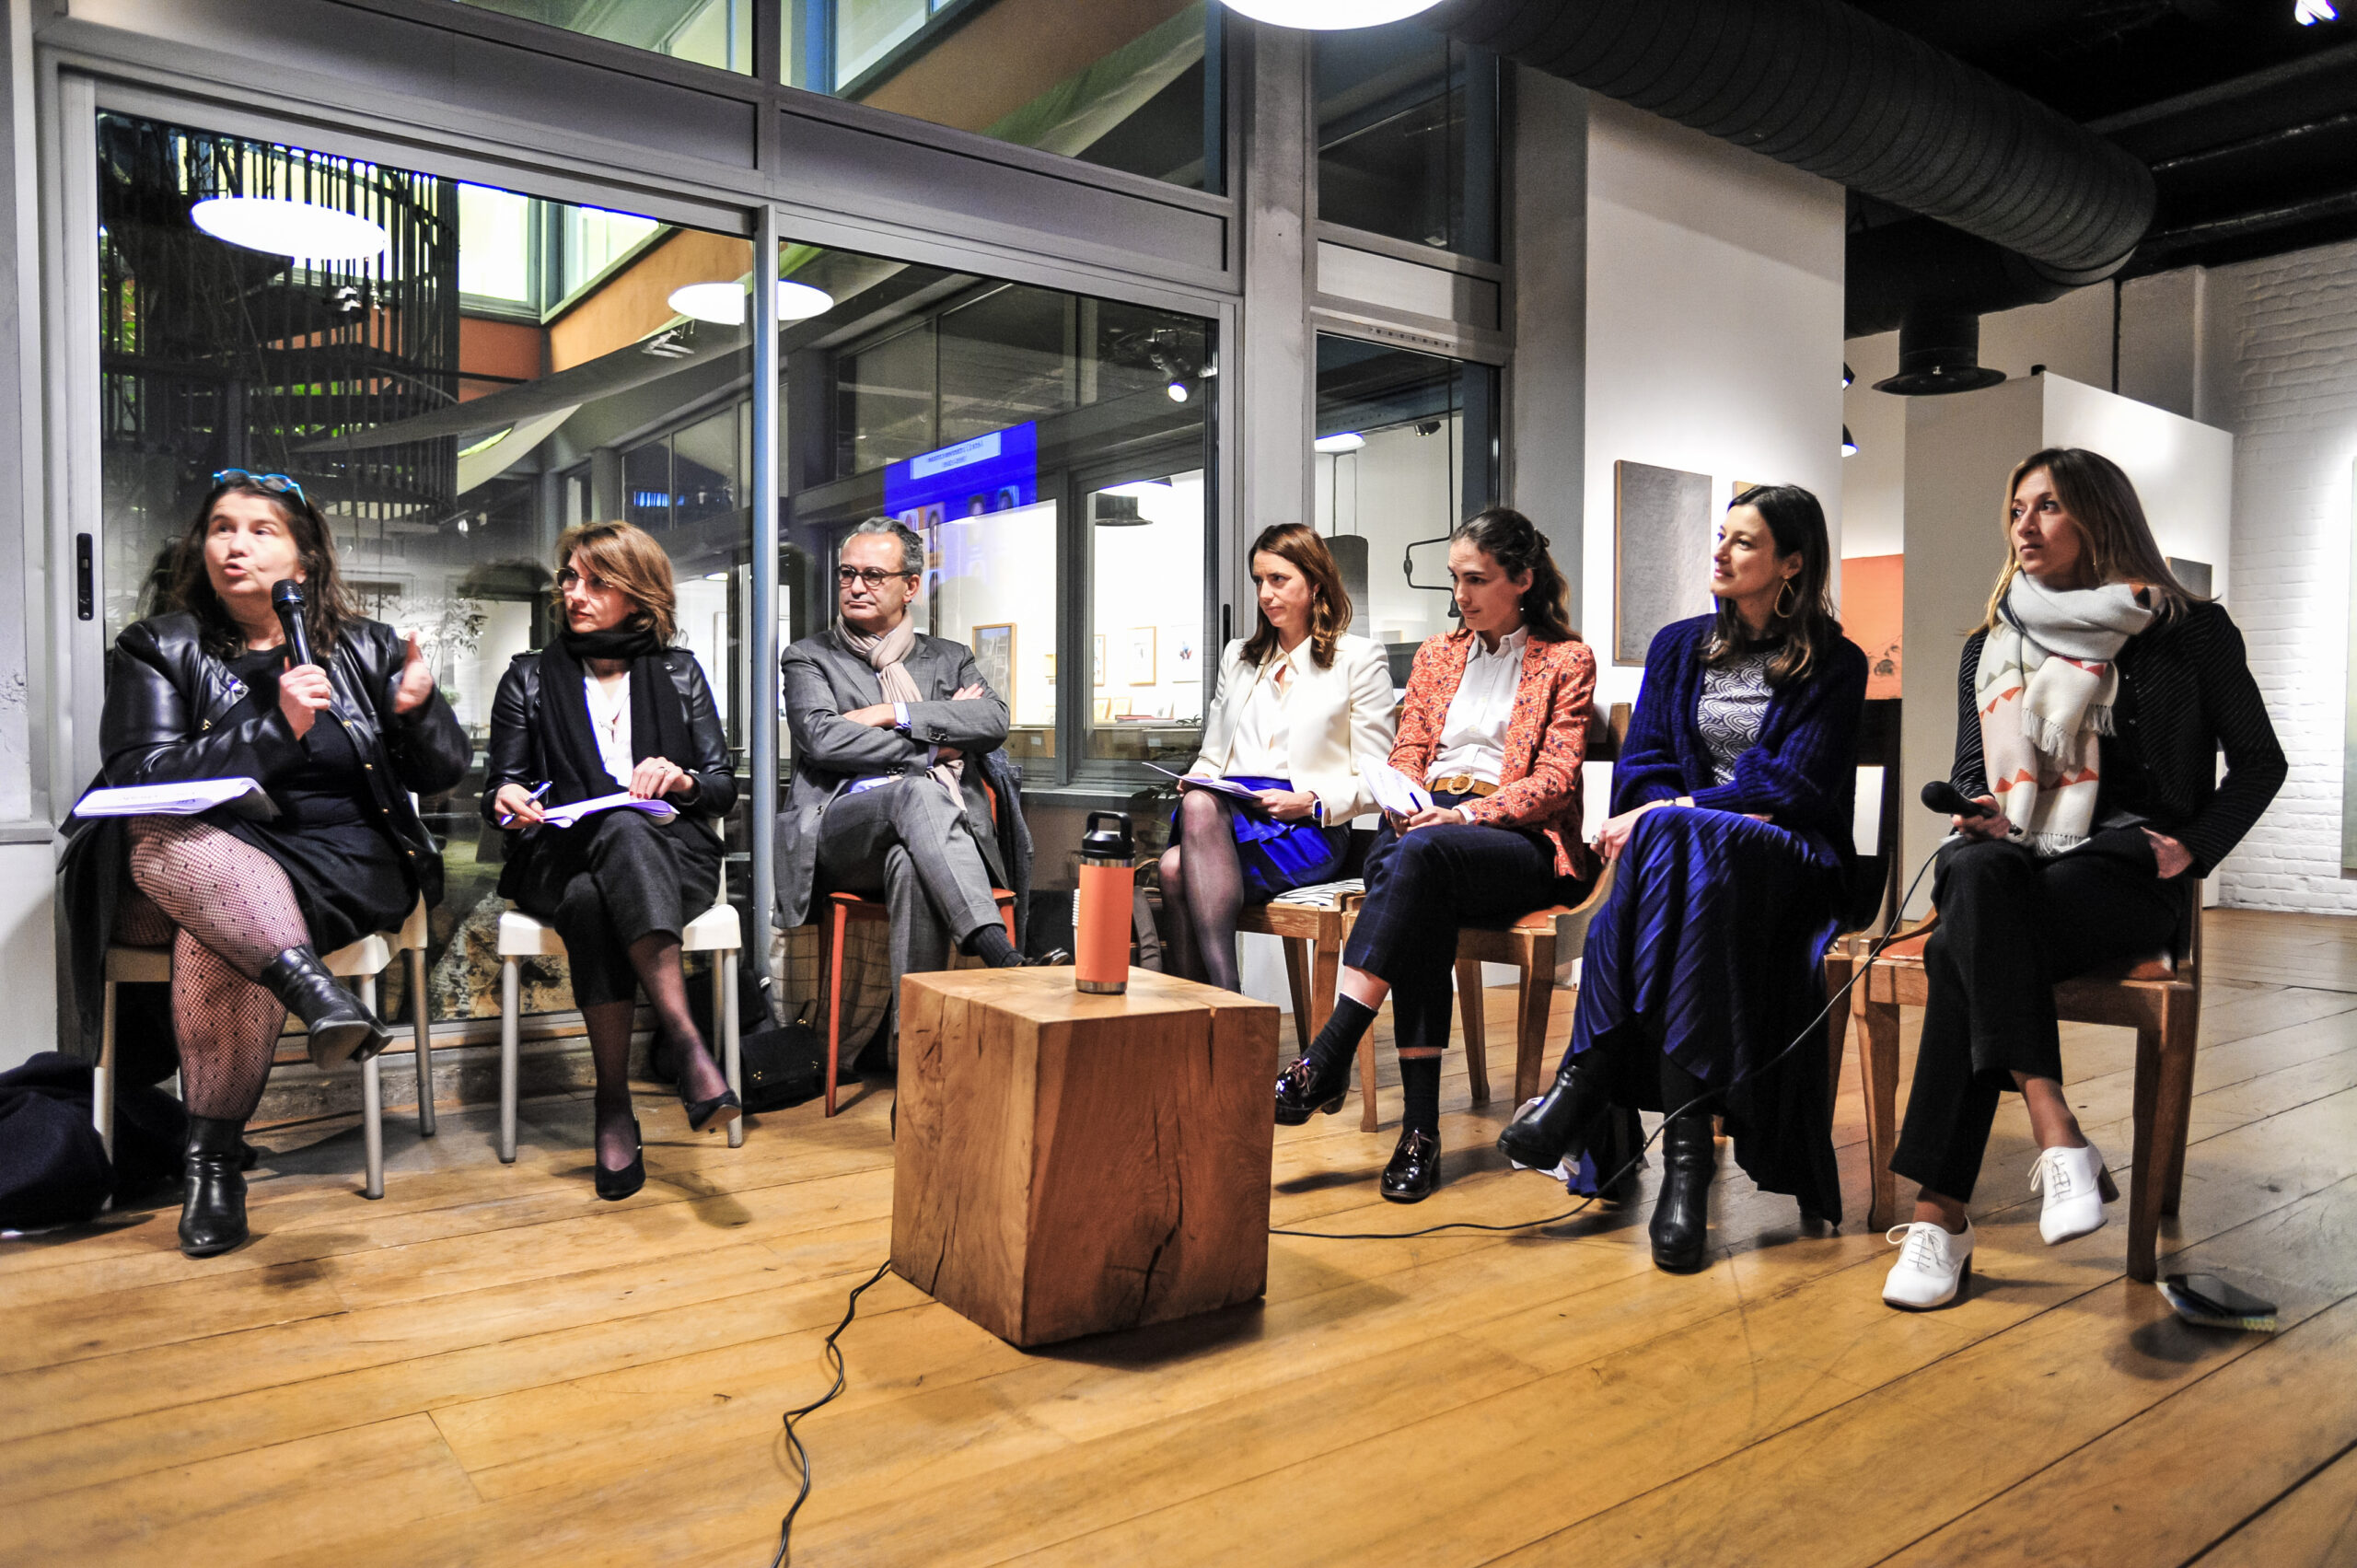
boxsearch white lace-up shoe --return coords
[1883,1219,1974,1310]
[2029,1140,2119,1245]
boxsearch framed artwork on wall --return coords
[1127,626,1158,685]
[1614,459,1713,665]
[1092,697,1114,723]
[971,622,1014,701]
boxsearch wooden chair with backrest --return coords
[1820,697,1907,1118]
[1325,702,1625,1130]
[96,895,434,1201]
[813,773,1017,1116]
[1849,865,2204,1283]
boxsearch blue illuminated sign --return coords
[882,422,1039,526]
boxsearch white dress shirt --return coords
[1221,642,1299,777]
[586,673,633,788]
[1427,626,1529,785]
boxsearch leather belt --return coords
[1427,774,1500,798]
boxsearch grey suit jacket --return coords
[777,627,1012,929]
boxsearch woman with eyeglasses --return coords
[483,521,740,1200]
[58,470,469,1257]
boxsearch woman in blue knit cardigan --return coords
[1499,484,1867,1272]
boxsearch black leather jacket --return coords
[482,649,736,875]
[55,611,469,1058]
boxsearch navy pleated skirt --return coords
[1567,806,1848,1221]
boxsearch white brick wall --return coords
[2204,240,2357,913]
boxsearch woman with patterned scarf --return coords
[1880,448,2284,1310]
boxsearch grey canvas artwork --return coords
[1615,459,1713,665]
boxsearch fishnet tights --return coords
[1159,789,1246,994]
[122,817,308,1122]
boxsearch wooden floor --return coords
[6,907,2356,1567]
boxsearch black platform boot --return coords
[257,946,394,1070]
[180,1114,250,1258]
[1649,1113,1716,1272]
[1495,1053,1615,1171]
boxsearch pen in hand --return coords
[495,780,552,827]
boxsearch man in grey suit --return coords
[778,518,1052,1021]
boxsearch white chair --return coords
[495,900,746,1162]
[94,897,435,1202]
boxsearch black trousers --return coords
[1890,830,2184,1202]
[1341,802,1573,1055]
[514,809,723,1008]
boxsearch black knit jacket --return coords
[1951,601,2286,879]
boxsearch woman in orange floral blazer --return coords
[1273,507,1596,1202]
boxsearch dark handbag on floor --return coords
[738,1001,827,1113]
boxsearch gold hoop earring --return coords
[1774,578,1799,619]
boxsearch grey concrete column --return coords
[1235,21,1313,621]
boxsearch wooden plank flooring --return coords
[4,907,2353,1567]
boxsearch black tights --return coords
[1158,790,1247,993]
[580,933,730,1170]
[120,817,311,1124]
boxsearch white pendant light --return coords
[1313,431,1366,454]
[191,196,389,261]
[668,279,834,326]
[1220,0,1445,29]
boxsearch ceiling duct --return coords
[1424,0,2154,273]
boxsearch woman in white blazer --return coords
[1160,522,1399,993]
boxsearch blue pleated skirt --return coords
[1171,775,1349,901]
[1566,806,1848,1220]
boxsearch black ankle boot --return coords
[258,947,393,1070]
[180,1114,250,1257]
[1649,1113,1716,1272]
[1496,1053,1614,1170]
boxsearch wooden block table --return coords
[892,965,1280,1348]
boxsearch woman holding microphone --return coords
[1160,522,1397,994]
[484,520,740,1201]
[58,470,468,1257]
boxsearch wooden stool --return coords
[893,966,1279,1347]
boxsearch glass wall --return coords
[1315,19,1498,260]
[780,242,1215,783]
[789,1,1224,192]
[450,0,754,73]
[1313,334,1497,656]
[95,110,758,1023]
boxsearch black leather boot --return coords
[257,946,394,1070]
[1495,1053,1614,1171]
[1649,1113,1716,1272]
[1272,1053,1351,1126]
[180,1114,250,1257]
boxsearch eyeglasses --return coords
[554,568,610,593]
[213,469,306,504]
[836,565,916,589]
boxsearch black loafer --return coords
[1273,1055,1350,1126]
[1379,1128,1442,1203]
[595,1119,645,1202]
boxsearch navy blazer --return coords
[1610,615,1870,863]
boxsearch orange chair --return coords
[812,775,1020,1117]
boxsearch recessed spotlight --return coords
[1220,0,1445,27]
[2295,0,2337,25]
[191,197,389,261]
[1167,380,1192,403]
[1314,432,1367,454]
[667,279,834,325]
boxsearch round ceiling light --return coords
[668,279,835,326]
[191,196,389,261]
[1313,431,1366,454]
[1220,0,1445,27]
[1104,480,1173,500]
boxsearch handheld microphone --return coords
[1921,780,1998,819]
[271,578,314,668]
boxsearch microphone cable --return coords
[1271,835,1952,1243]
[766,1259,894,1568]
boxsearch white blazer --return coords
[1189,633,1398,823]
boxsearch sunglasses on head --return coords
[213,469,307,505]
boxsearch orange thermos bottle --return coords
[1074,810,1134,994]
